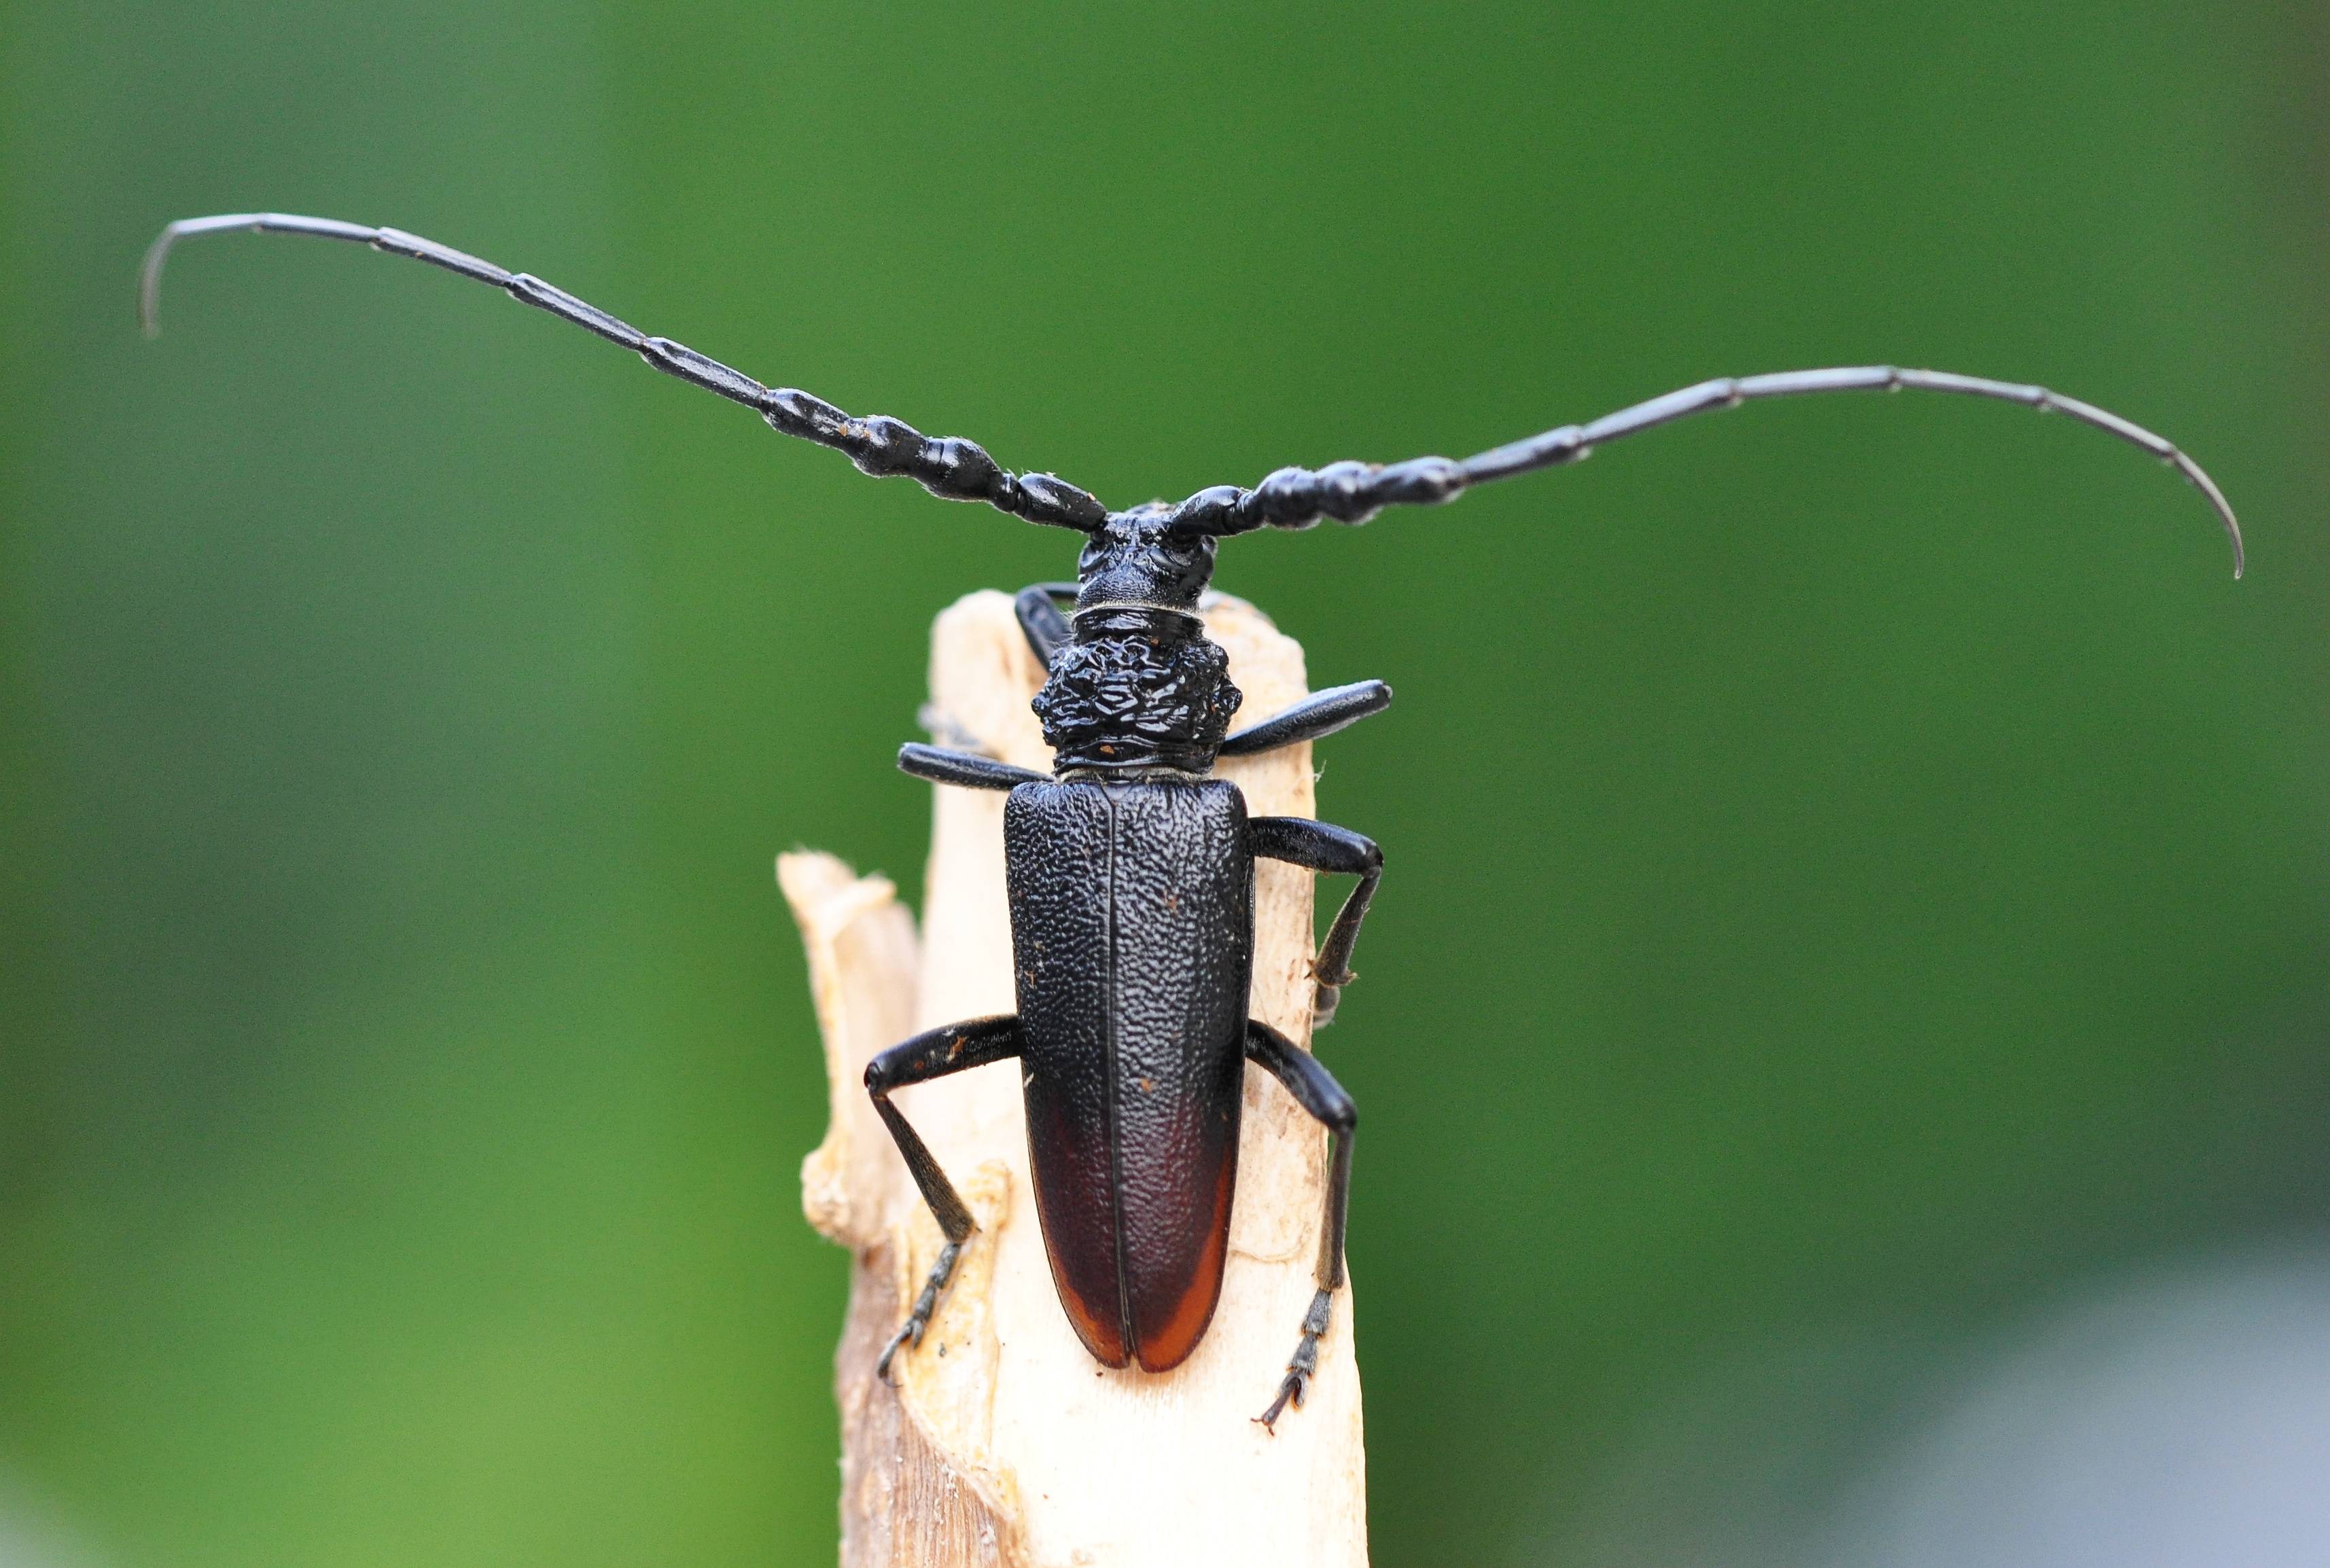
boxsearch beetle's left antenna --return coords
[139,211,1110,533]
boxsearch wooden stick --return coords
[781,588,1369,1567]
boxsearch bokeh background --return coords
[4,2,2327,1564]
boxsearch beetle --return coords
[140,211,2243,1427]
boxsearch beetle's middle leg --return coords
[1244,1020,1358,1431]
[863,1014,1025,1378]
[1251,815,1383,1027]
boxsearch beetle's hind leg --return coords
[1244,1020,1358,1431]
[863,1015,1025,1379]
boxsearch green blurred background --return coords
[3,1,2325,1563]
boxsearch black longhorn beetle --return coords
[141,212,2244,1430]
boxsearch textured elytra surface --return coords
[1005,779,1255,1371]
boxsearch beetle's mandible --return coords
[140,211,2244,1428]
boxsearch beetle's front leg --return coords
[1244,1020,1358,1431]
[863,1014,1025,1379]
[898,742,1046,791]
[1250,816,1383,1027]
[1219,679,1391,757]
[1013,581,1077,669]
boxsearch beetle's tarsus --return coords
[1255,1287,1335,1431]
[875,1238,964,1383]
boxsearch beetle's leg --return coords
[1250,817,1383,1028]
[863,1015,1025,1379]
[1013,582,1078,670]
[1219,680,1392,758]
[898,743,1047,791]
[1244,1020,1357,1431]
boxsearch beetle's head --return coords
[1074,505,1218,614]
[1034,505,1238,774]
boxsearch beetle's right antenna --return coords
[139,212,1111,533]
[1167,366,2244,578]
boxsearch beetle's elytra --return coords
[1008,775,1254,1372]
[141,211,2242,1429]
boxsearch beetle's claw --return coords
[875,1311,930,1381]
[1255,1368,1307,1433]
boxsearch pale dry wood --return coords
[781,588,1368,1568]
